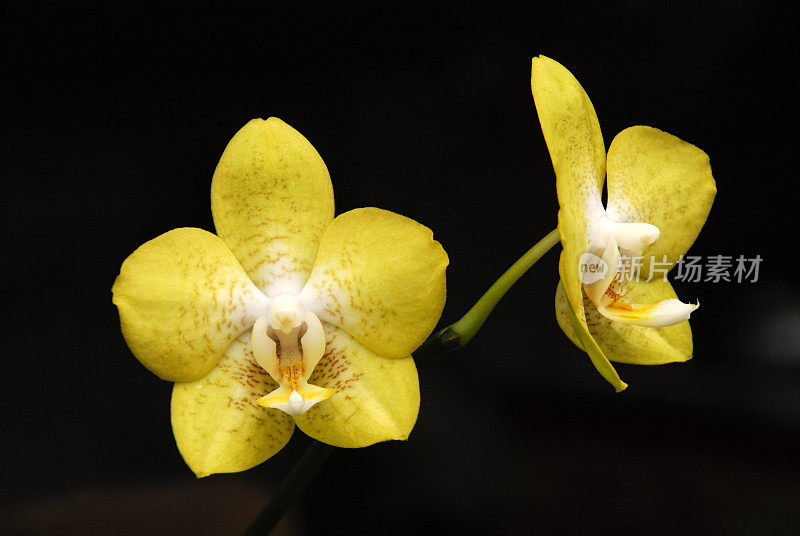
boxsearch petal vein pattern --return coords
[299,207,448,359]
[112,227,270,382]
[211,118,335,297]
[294,324,420,448]
[171,336,295,477]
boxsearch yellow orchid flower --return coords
[531,56,716,391]
[112,118,448,477]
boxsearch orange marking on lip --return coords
[603,286,626,305]
[279,362,304,390]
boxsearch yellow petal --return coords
[532,56,606,320]
[294,324,420,448]
[531,56,606,194]
[210,118,335,297]
[555,280,693,365]
[558,262,628,393]
[299,207,448,359]
[171,336,295,477]
[606,126,716,277]
[112,228,269,382]
[555,281,583,351]
[557,221,589,344]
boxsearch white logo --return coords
[578,252,609,284]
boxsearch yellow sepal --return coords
[555,281,584,351]
[294,324,420,448]
[211,118,335,297]
[559,282,628,393]
[555,280,692,365]
[299,207,448,359]
[531,56,606,194]
[557,258,627,392]
[606,126,716,277]
[171,336,295,477]
[532,56,607,321]
[112,228,269,382]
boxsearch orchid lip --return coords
[584,215,696,328]
[597,296,699,327]
[251,298,332,416]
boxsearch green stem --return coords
[242,440,334,536]
[244,227,560,535]
[450,227,560,344]
[414,227,560,366]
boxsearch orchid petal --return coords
[299,207,448,359]
[112,228,269,382]
[556,280,693,365]
[211,118,335,297]
[555,281,584,351]
[532,55,607,319]
[606,126,716,277]
[557,265,628,393]
[531,56,606,198]
[171,336,295,477]
[294,324,420,448]
[562,286,628,393]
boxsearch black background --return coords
[3,1,798,535]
